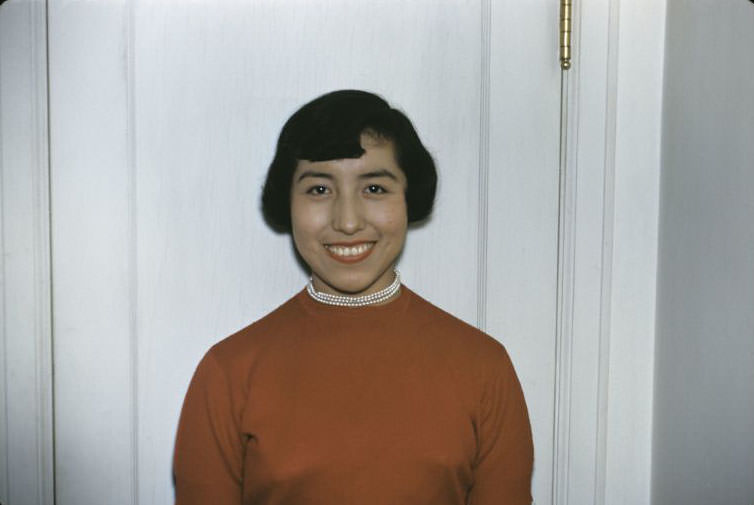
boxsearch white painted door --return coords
[47,1,561,503]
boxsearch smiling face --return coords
[290,134,408,297]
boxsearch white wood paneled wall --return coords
[0,0,667,504]
[45,0,562,503]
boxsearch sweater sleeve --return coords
[468,345,534,505]
[173,350,244,505]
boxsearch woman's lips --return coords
[324,241,375,263]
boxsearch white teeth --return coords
[326,242,374,257]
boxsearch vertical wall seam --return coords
[44,1,57,502]
[594,0,620,502]
[551,73,568,505]
[477,0,491,332]
[0,5,8,499]
[647,3,669,500]
[31,6,41,500]
[552,71,580,505]
[32,0,55,503]
[552,3,585,504]
[126,0,139,503]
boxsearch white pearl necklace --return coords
[306,270,401,307]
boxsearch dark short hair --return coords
[261,89,437,232]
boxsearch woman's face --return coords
[290,135,408,297]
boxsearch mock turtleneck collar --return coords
[295,283,413,319]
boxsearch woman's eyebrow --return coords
[358,169,398,181]
[296,171,333,182]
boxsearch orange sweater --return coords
[174,286,533,504]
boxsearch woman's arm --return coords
[467,347,534,505]
[174,351,244,505]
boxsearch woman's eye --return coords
[365,184,386,194]
[306,185,329,195]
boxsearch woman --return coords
[173,90,533,504]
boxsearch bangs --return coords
[294,115,397,163]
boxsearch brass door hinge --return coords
[560,0,572,70]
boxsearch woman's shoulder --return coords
[404,287,513,364]
[203,290,307,367]
[402,288,520,399]
[406,288,502,337]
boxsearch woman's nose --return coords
[332,194,365,234]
